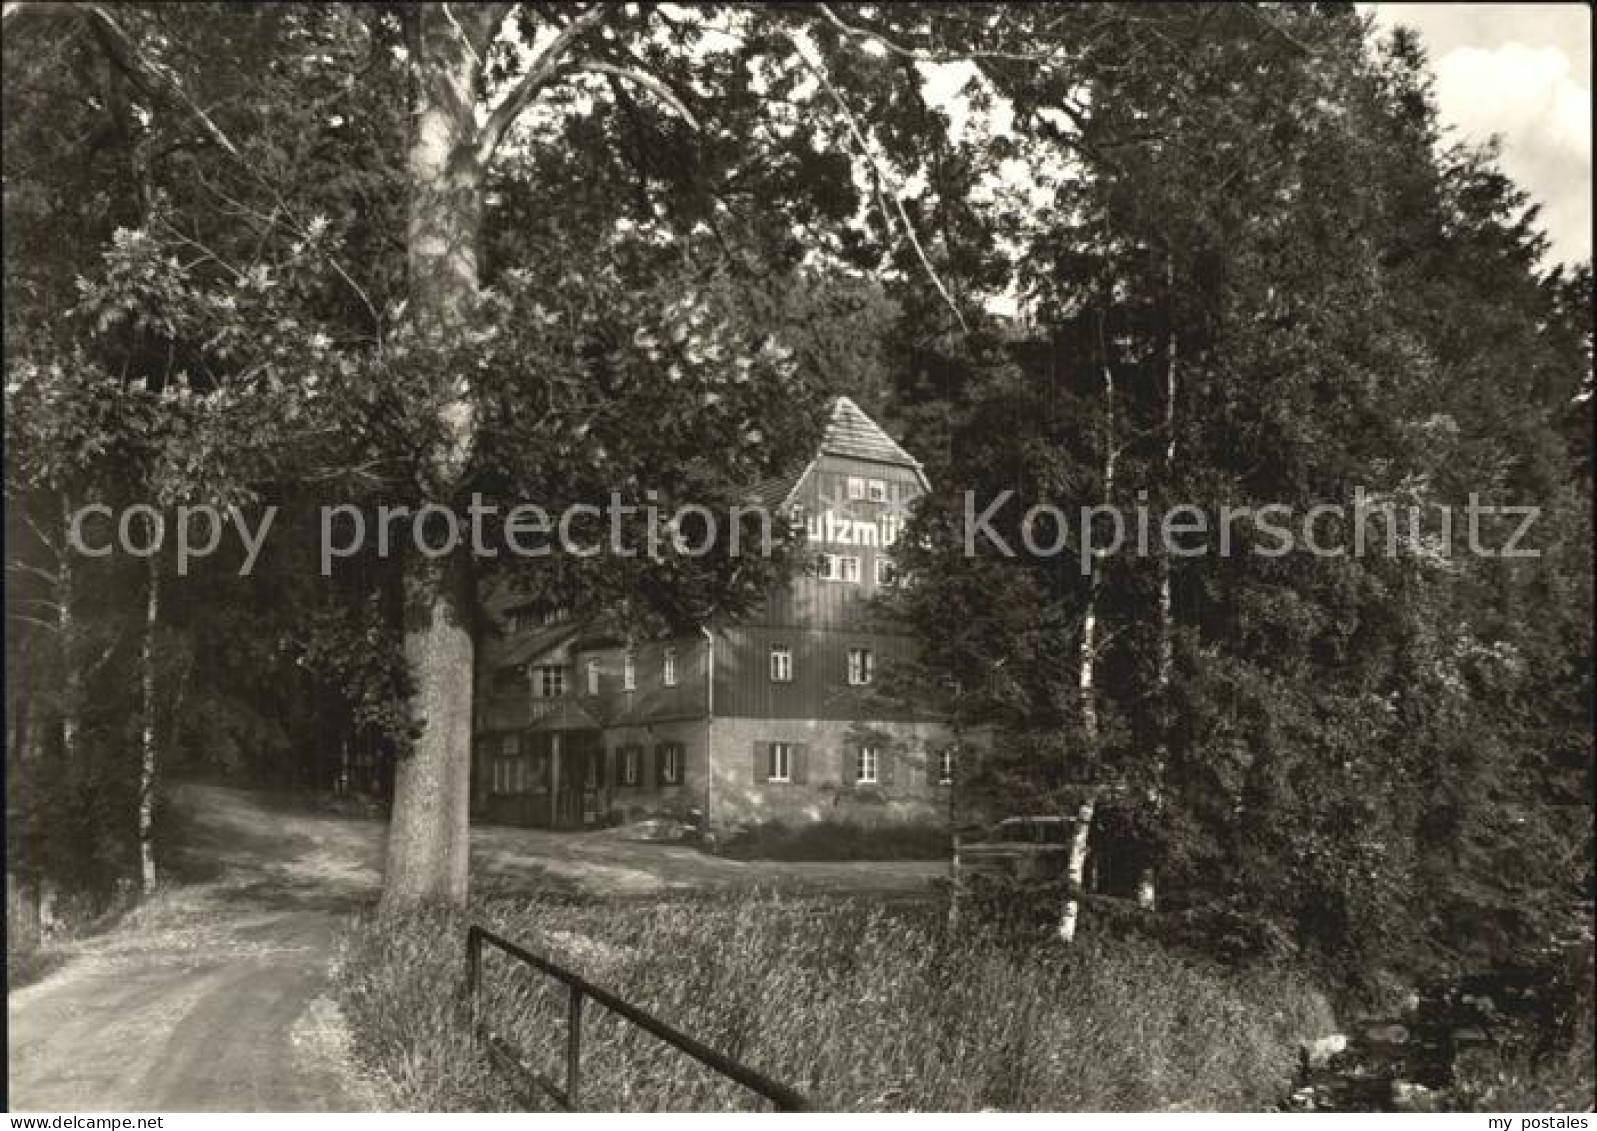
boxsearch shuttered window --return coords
[657,742,684,785]
[843,743,890,787]
[755,741,807,784]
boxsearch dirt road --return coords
[6,786,382,1112]
[8,784,941,1110]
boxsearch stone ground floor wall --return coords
[601,718,710,825]
[474,714,957,831]
[705,715,954,832]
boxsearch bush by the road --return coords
[715,820,950,862]
[337,895,1332,1111]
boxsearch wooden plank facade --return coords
[472,397,956,832]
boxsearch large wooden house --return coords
[472,396,954,833]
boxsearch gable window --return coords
[846,475,866,501]
[855,745,879,784]
[847,647,874,686]
[534,665,564,699]
[621,746,641,786]
[768,741,792,783]
[663,647,677,687]
[623,651,637,692]
[840,555,862,583]
[769,644,792,683]
[866,479,888,502]
[586,659,600,696]
[938,747,954,785]
[875,557,899,586]
[658,742,684,785]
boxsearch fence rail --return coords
[465,922,811,1112]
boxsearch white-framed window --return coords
[621,747,640,786]
[768,741,792,783]
[586,659,600,696]
[866,479,888,502]
[534,665,564,699]
[856,745,878,784]
[875,557,899,586]
[769,644,792,683]
[659,742,683,785]
[623,650,636,691]
[938,747,954,785]
[846,476,867,500]
[817,553,840,581]
[663,646,677,687]
[847,647,874,686]
[840,555,862,583]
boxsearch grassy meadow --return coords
[336,894,1334,1112]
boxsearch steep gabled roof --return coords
[820,395,923,470]
[481,621,580,669]
[750,396,927,512]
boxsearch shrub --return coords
[337,894,1333,1111]
[716,821,950,862]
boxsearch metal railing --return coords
[465,923,811,1112]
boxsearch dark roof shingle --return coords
[819,395,922,469]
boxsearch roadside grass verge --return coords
[336,894,1333,1111]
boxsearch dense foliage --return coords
[877,9,1592,987]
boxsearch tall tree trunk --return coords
[380,6,490,910]
[58,492,82,784]
[8,697,44,950]
[1061,354,1117,944]
[41,490,80,928]
[1139,268,1178,913]
[138,550,159,895]
[946,731,963,931]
